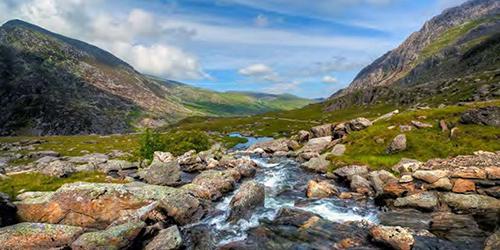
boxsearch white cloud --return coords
[264,81,301,94]
[254,14,269,27]
[238,63,274,76]
[322,75,338,84]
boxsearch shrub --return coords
[138,130,212,160]
[139,129,164,160]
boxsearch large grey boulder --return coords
[299,136,332,154]
[139,161,181,186]
[301,154,330,173]
[228,181,265,222]
[349,117,373,131]
[394,192,438,211]
[441,193,500,212]
[387,134,407,153]
[310,124,333,138]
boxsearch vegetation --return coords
[138,129,212,160]
[0,171,125,199]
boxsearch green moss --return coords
[0,171,123,199]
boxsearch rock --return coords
[333,165,369,180]
[248,138,296,153]
[413,170,449,183]
[228,181,265,222]
[450,127,459,138]
[387,134,407,153]
[35,156,59,164]
[177,150,205,172]
[411,120,433,129]
[383,182,416,198]
[399,175,413,183]
[39,160,76,177]
[28,150,60,159]
[452,179,476,193]
[379,209,431,230]
[0,192,16,227]
[68,153,109,164]
[72,221,145,250]
[306,180,338,198]
[430,212,489,249]
[181,224,215,250]
[373,110,399,123]
[399,125,412,132]
[310,123,333,138]
[460,106,500,127]
[394,192,438,211]
[483,186,500,198]
[331,144,346,156]
[15,182,204,228]
[350,175,373,195]
[439,120,449,132]
[301,154,330,173]
[299,136,332,154]
[349,117,372,131]
[392,158,422,174]
[441,193,500,212]
[297,152,320,162]
[370,225,414,250]
[369,170,397,195]
[145,226,183,250]
[184,170,237,200]
[139,161,181,186]
[486,167,500,180]
[153,151,175,163]
[428,177,452,190]
[100,160,137,173]
[451,167,487,179]
[484,230,500,250]
[297,130,311,143]
[332,122,351,139]
[0,222,86,249]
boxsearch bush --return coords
[138,130,212,160]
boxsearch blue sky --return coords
[0,0,468,98]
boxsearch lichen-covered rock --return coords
[369,170,397,195]
[394,192,438,211]
[228,181,265,222]
[15,182,203,228]
[387,134,407,153]
[306,180,338,198]
[247,138,295,153]
[451,167,487,179]
[153,151,175,163]
[333,165,369,180]
[484,230,500,250]
[297,130,311,143]
[301,154,330,173]
[145,225,183,250]
[71,221,145,250]
[182,170,237,201]
[138,161,181,186]
[413,170,449,183]
[370,225,414,250]
[441,193,500,212]
[0,222,86,250]
[392,158,422,174]
[427,177,453,191]
[349,117,372,131]
[350,175,373,195]
[310,123,333,138]
[40,160,76,177]
[299,136,332,154]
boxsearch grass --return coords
[0,171,125,199]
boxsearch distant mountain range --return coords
[327,0,499,110]
[0,20,312,136]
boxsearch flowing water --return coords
[198,134,380,246]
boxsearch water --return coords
[228,133,273,151]
[196,135,380,246]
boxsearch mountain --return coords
[0,19,312,136]
[327,0,500,110]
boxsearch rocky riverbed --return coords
[0,114,499,249]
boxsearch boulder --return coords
[0,192,16,227]
[460,106,500,127]
[35,156,59,164]
[40,160,76,177]
[310,124,333,138]
[331,144,346,156]
[387,134,407,153]
[485,167,500,180]
[0,222,86,249]
[228,181,265,222]
[383,182,416,198]
[379,209,431,231]
[373,110,399,123]
[183,170,237,200]
[15,182,204,228]
[333,165,369,180]
[138,161,181,186]
[297,130,311,143]
[299,136,332,154]
[153,151,176,163]
[297,152,320,162]
[394,192,438,211]
[71,221,145,250]
[484,230,500,250]
[248,138,294,153]
[399,175,413,183]
[451,167,487,179]
[411,120,433,129]
[68,153,109,164]
[177,150,205,172]
[430,212,489,249]
[28,150,60,159]
[145,226,183,250]
[413,170,449,183]
[332,122,351,139]
[370,225,414,250]
[452,179,476,193]
[392,158,422,174]
[350,175,373,195]
[369,170,397,195]
[427,177,452,191]
[349,117,372,131]
[100,160,137,174]
[306,180,338,198]
[301,154,330,173]
[441,193,500,212]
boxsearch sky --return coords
[0,0,469,98]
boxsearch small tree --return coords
[138,129,163,160]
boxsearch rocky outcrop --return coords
[0,222,87,249]
[138,161,182,186]
[301,154,330,173]
[228,181,265,222]
[145,225,183,250]
[182,170,237,200]
[349,117,372,131]
[460,106,500,127]
[71,221,145,250]
[310,124,333,138]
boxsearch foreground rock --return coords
[145,225,183,250]
[228,181,265,222]
[306,180,338,198]
[182,170,237,200]
[138,161,181,186]
[370,225,414,250]
[301,154,330,173]
[0,222,86,249]
[71,221,145,250]
[15,182,204,228]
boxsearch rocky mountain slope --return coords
[0,20,312,136]
[328,0,500,110]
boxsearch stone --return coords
[373,110,399,123]
[399,125,412,132]
[452,179,476,193]
[299,136,332,154]
[0,222,86,249]
[301,154,330,173]
[297,152,320,162]
[306,180,338,198]
[369,170,397,195]
[15,182,203,229]
[430,212,489,249]
[451,167,487,179]
[399,175,413,183]
[310,123,333,138]
[28,150,60,159]
[297,130,311,143]
[332,122,351,139]
[387,134,407,153]
[485,167,500,180]
[460,106,500,127]
[392,158,422,174]
[72,221,145,250]
[331,144,346,156]
[439,120,449,132]
[413,170,449,183]
[428,177,452,191]
[68,153,109,164]
[153,151,175,163]
[184,170,237,200]
[379,209,431,231]
[228,181,265,222]
[383,182,416,198]
[333,165,369,180]
[0,192,16,227]
[441,193,500,212]
[138,161,181,186]
[484,230,500,250]
[483,186,500,198]
[349,117,372,131]
[100,160,136,173]
[370,225,414,250]
[145,226,183,250]
[450,127,459,138]
[40,160,76,177]
[411,120,433,129]
[350,175,373,195]
[394,192,438,211]
[248,138,295,153]
[35,156,59,164]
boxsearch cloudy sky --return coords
[0,0,468,98]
